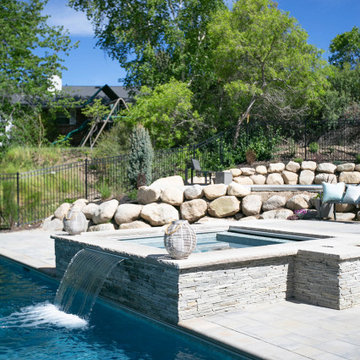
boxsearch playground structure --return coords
[53,85,129,148]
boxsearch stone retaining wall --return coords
[44,160,360,233]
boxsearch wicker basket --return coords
[164,220,197,259]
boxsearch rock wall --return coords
[44,161,360,232]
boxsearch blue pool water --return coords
[122,230,309,252]
[0,256,247,360]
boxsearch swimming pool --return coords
[0,256,250,360]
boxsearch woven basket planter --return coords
[164,220,197,259]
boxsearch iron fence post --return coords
[85,159,88,199]
[16,172,20,226]
[304,118,307,160]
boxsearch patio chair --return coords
[185,159,214,185]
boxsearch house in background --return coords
[52,79,132,146]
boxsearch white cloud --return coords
[43,0,93,36]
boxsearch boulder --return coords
[150,175,184,189]
[184,185,204,200]
[239,215,259,221]
[88,223,115,232]
[42,216,64,232]
[355,164,360,172]
[180,199,208,223]
[230,168,242,177]
[314,173,337,184]
[339,171,360,184]
[335,203,355,212]
[54,203,71,220]
[285,161,301,173]
[114,204,143,225]
[241,195,262,216]
[255,165,267,175]
[299,170,315,185]
[72,198,89,210]
[282,171,298,185]
[92,199,119,224]
[301,161,317,171]
[227,182,251,197]
[81,203,99,220]
[63,209,88,235]
[119,221,152,230]
[208,196,240,218]
[260,209,293,220]
[161,186,184,206]
[268,163,285,173]
[233,176,253,185]
[240,167,255,176]
[140,203,179,226]
[317,163,337,174]
[337,163,355,172]
[335,213,356,221]
[203,184,227,200]
[286,195,310,210]
[266,173,284,185]
[137,186,161,204]
[250,174,266,185]
[262,195,286,212]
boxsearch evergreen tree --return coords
[127,125,154,188]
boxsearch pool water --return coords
[0,256,247,360]
[122,230,313,252]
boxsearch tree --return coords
[124,79,204,148]
[69,0,225,89]
[329,26,360,68]
[127,125,153,188]
[207,0,327,144]
[0,0,76,150]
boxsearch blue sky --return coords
[44,0,360,86]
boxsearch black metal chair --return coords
[185,159,213,185]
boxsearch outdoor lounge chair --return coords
[184,159,214,185]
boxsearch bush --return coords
[308,142,319,153]
[293,157,303,164]
[127,125,154,188]
[356,154,360,164]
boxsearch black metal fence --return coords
[1,118,359,228]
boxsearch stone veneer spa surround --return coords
[53,226,360,325]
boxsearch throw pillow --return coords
[342,185,360,204]
[322,182,345,202]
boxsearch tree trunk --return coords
[233,96,257,147]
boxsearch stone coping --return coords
[51,222,360,270]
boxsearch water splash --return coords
[54,248,125,319]
[0,302,88,329]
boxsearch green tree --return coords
[208,0,327,143]
[69,0,225,89]
[329,26,360,68]
[124,79,204,148]
[0,0,76,150]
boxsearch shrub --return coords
[356,154,360,164]
[127,125,154,188]
[293,157,303,164]
[245,148,257,165]
[308,142,319,153]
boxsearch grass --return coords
[0,146,91,174]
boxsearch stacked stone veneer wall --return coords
[294,251,360,310]
[55,237,360,323]
[178,257,294,320]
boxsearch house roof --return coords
[61,85,132,103]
